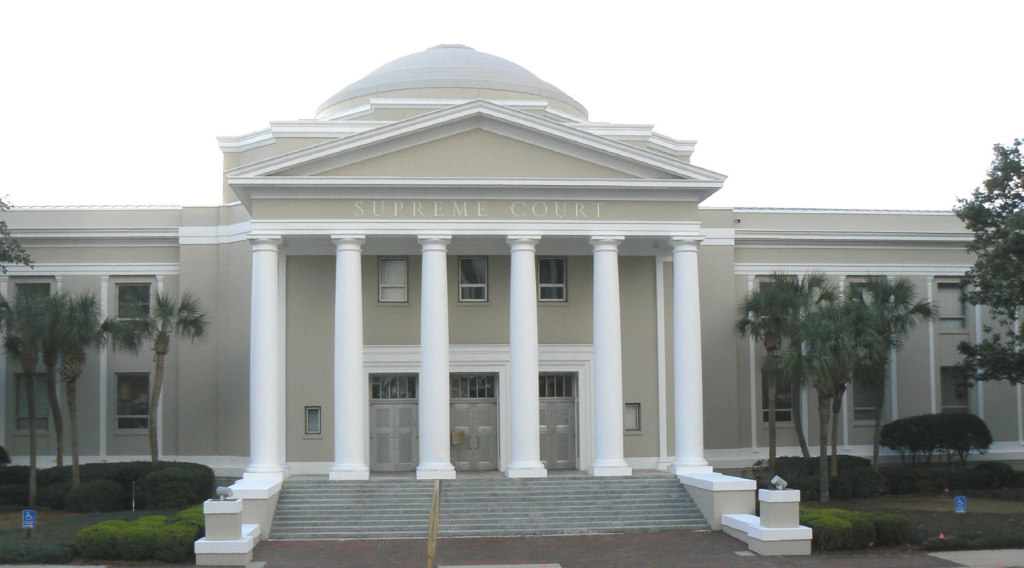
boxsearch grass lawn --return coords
[803,489,1024,551]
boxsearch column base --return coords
[242,465,284,483]
[505,462,548,478]
[670,460,714,476]
[329,464,370,481]
[589,464,633,477]
[416,463,457,480]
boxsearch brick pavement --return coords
[253,531,959,568]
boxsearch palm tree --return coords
[848,276,933,471]
[39,293,69,467]
[57,292,106,488]
[107,292,209,463]
[0,292,46,506]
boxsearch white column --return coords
[927,275,937,414]
[0,276,7,446]
[417,236,457,479]
[330,235,369,480]
[98,275,108,460]
[589,237,631,476]
[670,237,712,475]
[506,236,547,478]
[245,236,284,481]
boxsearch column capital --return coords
[507,235,541,250]
[331,233,365,249]
[417,235,452,250]
[670,235,705,251]
[248,235,282,250]
[590,236,625,251]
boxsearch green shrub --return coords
[140,467,200,509]
[845,468,889,498]
[829,510,876,548]
[138,514,169,525]
[115,524,160,561]
[36,465,71,486]
[974,462,1015,487]
[0,445,10,465]
[36,482,71,509]
[0,542,75,564]
[64,479,128,512]
[0,465,29,485]
[753,455,871,487]
[802,514,854,551]
[74,523,122,559]
[866,513,913,546]
[154,522,199,563]
[0,483,28,505]
[881,413,993,468]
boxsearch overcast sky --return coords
[2,1,1021,211]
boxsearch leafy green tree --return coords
[57,293,106,488]
[107,292,209,462]
[0,292,46,505]
[847,277,933,471]
[955,140,1024,386]
[0,197,31,274]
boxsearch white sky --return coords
[1,0,1021,210]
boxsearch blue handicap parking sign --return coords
[22,509,36,529]
[954,495,967,514]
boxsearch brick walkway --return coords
[253,531,958,568]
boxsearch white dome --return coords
[316,45,588,119]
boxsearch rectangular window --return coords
[15,282,51,301]
[117,283,151,319]
[538,257,567,302]
[15,373,48,430]
[761,370,792,422]
[624,403,641,431]
[539,373,575,398]
[116,373,150,429]
[450,373,496,399]
[458,257,488,302]
[304,406,322,435]
[852,377,881,422]
[370,374,417,400]
[937,282,966,330]
[941,366,969,413]
[378,258,408,303]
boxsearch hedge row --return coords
[801,507,912,551]
[74,505,205,563]
[881,413,993,468]
[0,461,214,511]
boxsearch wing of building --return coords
[2,45,1019,481]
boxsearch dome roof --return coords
[316,44,588,119]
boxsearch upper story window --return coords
[936,282,966,330]
[378,257,409,303]
[458,257,488,302]
[538,257,567,302]
[117,283,151,319]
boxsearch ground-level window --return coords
[15,373,48,430]
[538,257,567,302]
[940,366,969,413]
[117,283,151,318]
[936,282,966,330]
[15,282,51,301]
[371,373,417,399]
[852,377,882,422]
[458,257,488,302]
[304,406,321,435]
[378,258,408,303]
[116,373,150,429]
[761,370,792,422]
[624,403,641,431]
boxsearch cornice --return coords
[734,207,956,216]
[0,262,180,276]
[734,263,971,277]
[735,230,971,248]
[11,228,180,247]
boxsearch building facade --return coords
[3,45,1021,481]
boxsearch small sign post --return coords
[22,509,36,539]
[954,495,967,514]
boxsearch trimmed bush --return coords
[803,513,854,551]
[140,467,199,509]
[975,462,1015,487]
[0,483,28,506]
[74,523,122,559]
[36,482,71,509]
[881,413,993,468]
[753,455,871,488]
[0,465,29,485]
[801,507,910,550]
[865,513,913,546]
[64,479,128,512]
[154,522,199,563]
[830,510,876,548]
[0,542,75,564]
[115,524,160,561]
[0,445,10,465]
[138,514,169,525]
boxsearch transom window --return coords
[450,373,496,399]
[116,373,150,429]
[378,258,409,303]
[538,257,567,302]
[371,373,417,399]
[117,283,151,319]
[539,373,575,398]
[15,373,48,431]
[458,257,488,302]
[936,282,966,330]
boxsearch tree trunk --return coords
[792,377,811,458]
[830,391,843,477]
[25,371,38,507]
[767,370,777,476]
[817,391,831,502]
[65,378,80,488]
[45,363,64,467]
[149,347,167,463]
[871,377,886,472]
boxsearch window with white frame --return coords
[304,406,321,435]
[378,258,408,303]
[458,257,488,302]
[15,373,48,430]
[940,366,969,413]
[624,403,641,431]
[936,282,966,330]
[761,370,793,422]
[852,377,881,421]
[116,373,150,429]
[538,257,567,302]
[117,283,151,319]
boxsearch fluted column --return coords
[670,236,712,475]
[506,236,547,478]
[417,236,457,479]
[245,236,284,481]
[590,237,632,476]
[330,235,369,480]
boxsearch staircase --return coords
[269,471,710,539]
